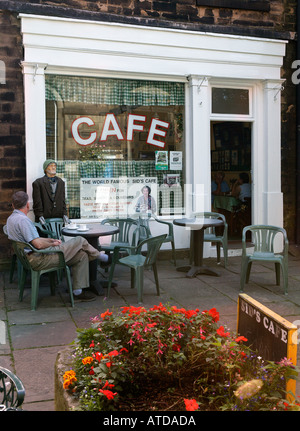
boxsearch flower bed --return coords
[63,303,300,411]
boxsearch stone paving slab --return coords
[1,254,300,410]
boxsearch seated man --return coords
[211,172,230,205]
[6,191,107,302]
[231,172,251,202]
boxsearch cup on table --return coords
[80,224,87,230]
[68,223,77,229]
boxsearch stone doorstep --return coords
[54,346,79,411]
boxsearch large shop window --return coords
[45,75,185,219]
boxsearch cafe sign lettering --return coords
[71,114,170,149]
[237,293,297,399]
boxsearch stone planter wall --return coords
[54,346,79,411]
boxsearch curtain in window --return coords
[45,75,185,106]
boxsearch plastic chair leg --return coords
[18,268,28,301]
[152,263,160,296]
[31,271,41,311]
[65,267,74,307]
[171,241,176,266]
[49,272,56,296]
[131,268,135,289]
[245,261,252,284]
[223,243,228,268]
[216,243,221,264]
[282,266,288,295]
[106,262,116,298]
[136,267,144,304]
[275,262,281,286]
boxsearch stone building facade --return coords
[0,0,297,266]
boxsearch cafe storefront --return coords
[20,14,287,253]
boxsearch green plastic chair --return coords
[3,225,19,283]
[12,241,74,311]
[136,215,177,265]
[190,212,228,268]
[0,366,25,410]
[45,218,65,240]
[4,224,56,283]
[106,234,167,303]
[240,225,289,295]
[100,218,139,264]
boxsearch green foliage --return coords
[63,304,300,411]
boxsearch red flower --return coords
[94,352,103,362]
[99,389,117,400]
[172,343,181,352]
[184,398,199,411]
[103,380,115,390]
[235,336,248,343]
[108,350,119,357]
[101,309,112,319]
[217,326,230,337]
[208,307,220,322]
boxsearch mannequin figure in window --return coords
[135,185,157,214]
[211,171,230,205]
[231,172,251,203]
[32,160,67,223]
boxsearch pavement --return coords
[1,246,300,411]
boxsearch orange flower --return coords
[101,309,113,319]
[184,398,199,411]
[82,356,94,365]
[63,370,77,390]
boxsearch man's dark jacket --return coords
[32,175,67,221]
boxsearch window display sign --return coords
[155,151,168,170]
[170,151,182,170]
[80,177,157,218]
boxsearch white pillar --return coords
[22,62,48,218]
[262,80,284,227]
[187,75,211,257]
[262,79,285,251]
[187,75,211,213]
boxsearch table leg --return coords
[176,229,220,277]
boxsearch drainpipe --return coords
[296,3,300,244]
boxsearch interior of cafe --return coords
[211,121,252,240]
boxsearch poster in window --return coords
[155,151,168,170]
[80,177,157,218]
[170,151,182,170]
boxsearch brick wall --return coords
[0,10,25,267]
[0,1,297,266]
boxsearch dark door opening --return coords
[210,121,252,240]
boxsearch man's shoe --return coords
[73,290,96,302]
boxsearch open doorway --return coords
[211,121,252,240]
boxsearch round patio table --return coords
[173,217,224,278]
[62,223,119,295]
